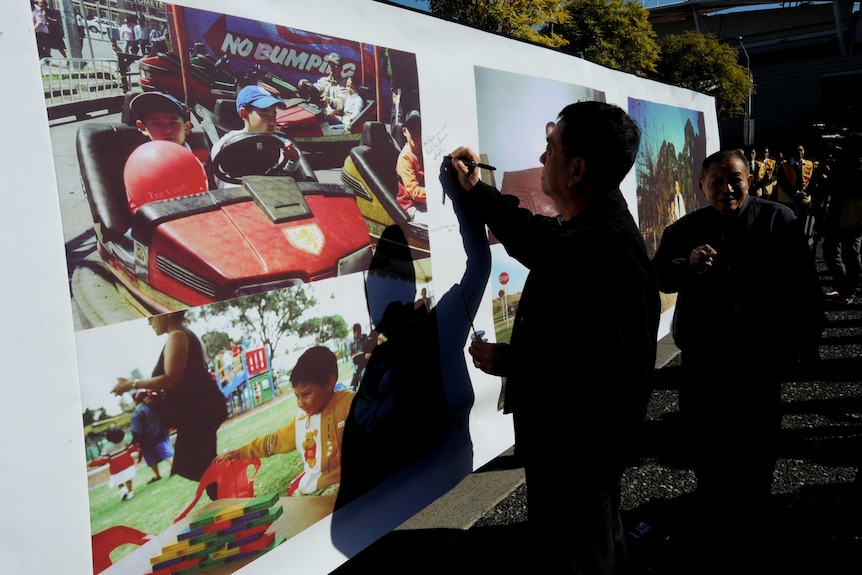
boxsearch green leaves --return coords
[655,31,754,118]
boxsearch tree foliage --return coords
[425,1,751,116]
[189,288,317,359]
[429,0,755,118]
[83,408,97,427]
[296,315,350,345]
[201,331,231,363]
[555,0,659,76]
[632,97,708,257]
[654,31,754,119]
[429,0,571,48]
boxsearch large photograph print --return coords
[58,3,426,331]
[628,98,707,313]
[52,2,447,573]
[80,275,372,574]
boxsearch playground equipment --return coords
[214,345,279,417]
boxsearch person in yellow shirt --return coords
[746,146,766,197]
[215,346,354,496]
[776,144,817,215]
[758,147,778,200]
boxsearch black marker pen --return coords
[444,155,497,171]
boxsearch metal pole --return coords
[737,36,752,145]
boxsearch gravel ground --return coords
[337,250,862,574]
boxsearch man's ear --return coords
[696,177,706,196]
[238,107,250,122]
[135,119,149,136]
[184,121,192,136]
[569,157,586,185]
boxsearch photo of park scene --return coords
[80,273,366,572]
[81,259,436,573]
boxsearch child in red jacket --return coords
[89,427,140,501]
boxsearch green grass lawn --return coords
[89,396,302,561]
[88,361,359,562]
[494,321,513,344]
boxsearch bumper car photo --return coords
[75,116,374,315]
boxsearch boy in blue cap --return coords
[210,84,301,188]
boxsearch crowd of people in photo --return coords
[31,0,169,61]
[31,0,66,60]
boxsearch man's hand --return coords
[448,146,481,191]
[468,340,510,377]
[690,244,717,272]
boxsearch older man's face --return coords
[698,154,750,214]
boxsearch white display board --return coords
[0,0,717,573]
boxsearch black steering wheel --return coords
[211,132,293,185]
[214,54,231,71]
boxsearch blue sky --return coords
[387,0,431,11]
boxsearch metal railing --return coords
[41,56,139,106]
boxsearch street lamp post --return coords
[738,36,753,146]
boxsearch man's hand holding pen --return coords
[444,156,496,171]
[446,147,488,191]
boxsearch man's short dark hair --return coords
[556,101,641,190]
[700,149,748,177]
[290,346,337,386]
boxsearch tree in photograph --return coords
[201,330,231,363]
[83,408,98,427]
[190,288,317,359]
[555,0,659,76]
[429,0,571,48]
[296,315,350,345]
[654,31,754,119]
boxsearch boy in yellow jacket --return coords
[215,346,354,496]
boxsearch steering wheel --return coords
[214,54,232,71]
[211,132,293,185]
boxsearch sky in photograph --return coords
[475,66,602,173]
[629,98,703,157]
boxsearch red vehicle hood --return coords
[132,181,370,304]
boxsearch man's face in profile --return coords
[539,120,574,211]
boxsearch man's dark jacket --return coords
[462,181,660,483]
